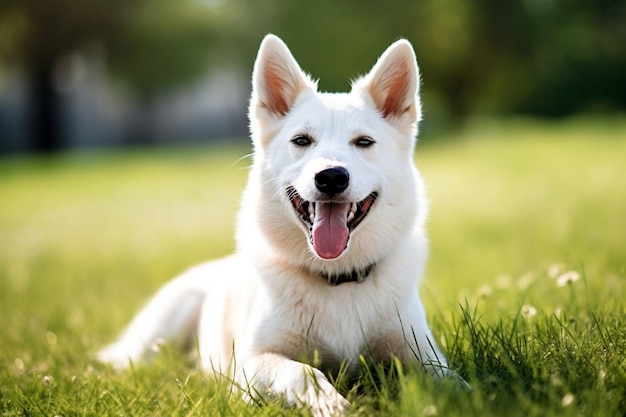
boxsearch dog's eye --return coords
[291,135,313,147]
[354,136,375,148]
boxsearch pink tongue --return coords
[312,202,350,259]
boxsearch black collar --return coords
[321,263,376,286]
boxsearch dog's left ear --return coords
[353,39,421,128]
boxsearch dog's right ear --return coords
[250,35,316,124]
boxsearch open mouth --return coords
[287,187,377,260]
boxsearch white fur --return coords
[98,35,456,417]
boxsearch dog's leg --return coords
[236,353,350,417]
[97,268,207,369]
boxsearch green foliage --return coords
[106,0,220,97]
[2,1,625,120]
[0,0,218,97]
[221,0,626,120]
[1,118,625,416]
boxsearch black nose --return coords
[315,167,350,196]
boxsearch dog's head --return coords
[244,35,425,276]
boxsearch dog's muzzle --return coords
[287,186,377,260]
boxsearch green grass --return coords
[1,117,625,416]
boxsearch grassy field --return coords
[1,118,625,416]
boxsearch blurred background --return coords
[1,0,625,154]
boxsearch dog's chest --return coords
[258,286,407,369]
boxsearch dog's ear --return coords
[251,35,316,122]
[354,39,421,126]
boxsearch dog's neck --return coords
[320,263,376,286]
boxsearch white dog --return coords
[99,34,456,416]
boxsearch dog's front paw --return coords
[299,376,350,417]
[239,354,350,416]
[286,367,350,417]
[308,391,351,417]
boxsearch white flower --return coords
[557,271,580,287]
[547,263,564,278]
[422,405,438,416]
[521,304,537,318]
[477,285,492,297]
[561,393,575,407]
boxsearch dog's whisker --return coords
[233,152,255,169]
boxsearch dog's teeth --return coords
[347,203,357,223]
[309,202,315,219]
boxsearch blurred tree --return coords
[0,0,218,152]
[516,1,626,116]
[106,0,220,98]
[220,0,626,127]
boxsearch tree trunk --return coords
[30,62,61,153]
